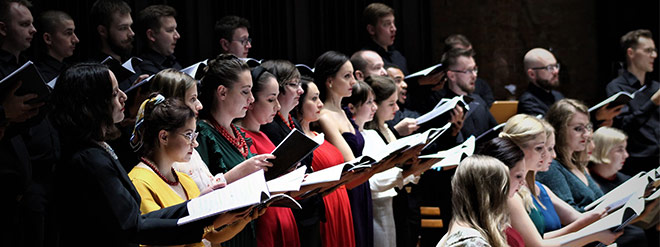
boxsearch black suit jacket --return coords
[55,145,211,247]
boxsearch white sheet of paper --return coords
[561,190,645,245]
[586,172,646,211]
[121,57,139,73]
[300,163,345,186]
[181,59,208,78]
[266,166,307,193]
[47,76,58,89]
[404,63,442,79]
[425,136,475,169]
[415,96,470,125]
[178,169,268,225]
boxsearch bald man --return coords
[517,48,564,116]
[351,49,388,81]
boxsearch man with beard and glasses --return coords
[517,48,564,116]
[519,48,622,127]
[90,0,134,64]
[441,48,497,138]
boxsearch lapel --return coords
[106,149,141,202]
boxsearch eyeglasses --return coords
[285,79,301,88]
[569,123,592,134]
[180,132,199,144]
[233,37,252,46]
[639,47,658,55]
[531,63,560,72]
[449,67,478,75]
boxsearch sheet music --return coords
[300,163,345,186]
[415,96,470,125]
[404,63,442,79]
[423,136,476,169]
[266,166,306,193]
[178,170,268,225]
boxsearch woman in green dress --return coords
[196,54,274,247]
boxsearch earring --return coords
[329,84,333,88]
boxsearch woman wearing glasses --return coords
[128,95,254,246]
[51,64,237,247]
[146,69,223,192]
[537,99,603,212]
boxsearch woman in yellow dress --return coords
[128,95,256,246]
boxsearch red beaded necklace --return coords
[140,157,180,186]
[210,118,249,158]
[278,112,295,130]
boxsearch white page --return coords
[415,96,471,125]
[424,136,475,169]
[404,63,442,79]
[267,166,307,193]
[362,130,388,160]
[561,190,644,245]
[47,76,58,89]
[300,163,346,186]
[121,57,141,74]
[178,169,268,225]
[180,59,208,78]
[585,172,645,211]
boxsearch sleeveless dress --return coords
[532,181,561,233]
[260,114,325,247]
[244,129,300,247]
[342,107,373,247]
[311,134,356,247]
[528,206,546,235]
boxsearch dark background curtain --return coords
[25,0,658,105]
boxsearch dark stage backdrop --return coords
[24,0,658,105]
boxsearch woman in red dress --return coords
[237,66,300,247]
[293,77,356,247]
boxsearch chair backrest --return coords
[489,100,518,124]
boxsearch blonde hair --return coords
[499,114,545,148]
[451,155,510,247]
[545,99,590,172]
[149,68,197,100]
[590,127,627,165]
[499,114,545,212]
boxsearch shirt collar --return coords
[621,69,645,88]
[527,82,555,99]
[40,54,67,71]
[142,49,177,67]
[0,48,19,65]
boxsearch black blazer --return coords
[55,145,212,247]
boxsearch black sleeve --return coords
[71,149,210,245]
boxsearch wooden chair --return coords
[489,100,518,124]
